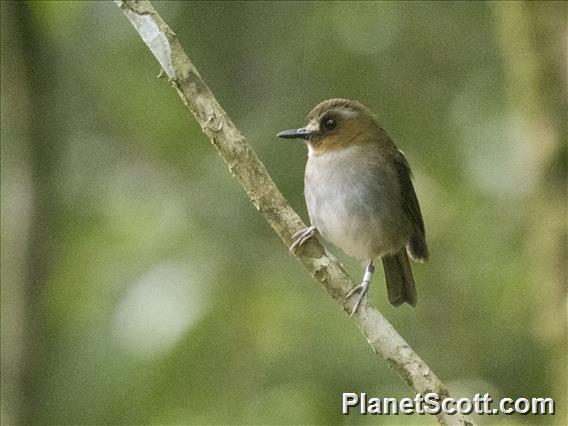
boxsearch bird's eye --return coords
[322,118,337,131]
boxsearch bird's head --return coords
[277,98,382,155]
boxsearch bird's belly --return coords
[308,196,377,258]
[304,147,410,260]
[305,175,406,260]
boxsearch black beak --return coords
[276,127,313,140]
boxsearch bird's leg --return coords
[289,225,318,252]
[346,260,374,317]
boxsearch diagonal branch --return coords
[115,2,473,425]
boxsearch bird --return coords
[277,98,428,316]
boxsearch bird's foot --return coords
[345,281,370,317]
[345,263,374,317]
[289,226,318,253]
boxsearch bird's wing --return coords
[394,150,425,235]
[393,149,428,261]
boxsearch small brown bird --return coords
[277,99,428,316]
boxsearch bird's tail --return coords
[381,249,417,307]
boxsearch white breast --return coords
[304,144,410,260]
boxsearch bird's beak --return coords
[276,127,314,140]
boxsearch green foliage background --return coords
[1,1,566,425]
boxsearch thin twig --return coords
[115,2,473,424]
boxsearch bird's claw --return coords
[346,281,370,317]
[289,226,318,253]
